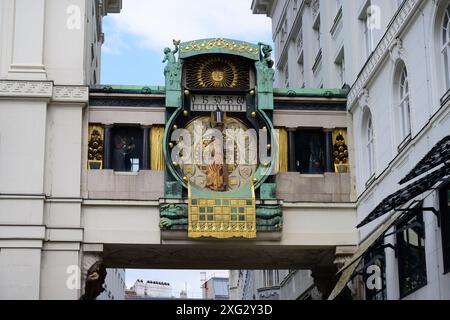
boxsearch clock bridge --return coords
[80,39,357,300]
[0,38,356,300]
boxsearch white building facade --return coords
[0,0,122,300]
[252,0,450,300]
[129,279,173,299]
[97,268,125,300]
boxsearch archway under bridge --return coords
[80,203,357,300]
[81,243,355,300]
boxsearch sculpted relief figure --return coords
[256,42,275,93]
[163,39,182,91]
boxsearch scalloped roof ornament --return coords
[179,38,260,60]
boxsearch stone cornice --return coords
[348,0,424,111]
[0,80,52,98]
[53,86,88,103]
[0,80,88,103]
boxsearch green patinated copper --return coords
[165,181,183,199]
[163,40,183,108]
[273,87,349,98]
[159,203,283,231]
[90,85,348,99]
[255,43,275,110]
[91,85,166,95]
[260,183,277,200]
[160,39,277,197]
[179,38,260,60]
[251,108,277,190]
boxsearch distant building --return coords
[180,290,188,299]
[127,279,173,299]
[232,270,321,301]
[202,277,229,300]
[97,268,126,300]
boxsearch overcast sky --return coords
[101,0,273,85]
[101,0,272,299]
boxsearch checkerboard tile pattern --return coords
[188,198,256,238]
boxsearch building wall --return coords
[349,0,450,300]
[0,0,121,300]
[266,0,404,89]
[253,0,450,300]
[203,277,229,300]
[97,268,125,300]
[279,270,319,300]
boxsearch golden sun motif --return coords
[211,70,224,82]
[197,58,237,88]
[185,55,250,89]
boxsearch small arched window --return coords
[399,66,411,139]
[366,116,375,178]
[443,4,450,90]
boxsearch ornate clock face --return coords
[180,115,257,192]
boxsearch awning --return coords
[328,211,403,300]
[328,136,450,300]
[357,164,450,228]
[400,135,450,184]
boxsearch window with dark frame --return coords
[439,182,450,274]
[363,239,387,300]
[396,209,427,298]
[295,129,325,174]
[110,126,143,172]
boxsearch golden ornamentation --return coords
[88,124,104,170]
[184,90,190,96]
[181,38,259,57]
[185,55,250,89]
[188,184,256,239]
[276,128,288,173]
[249,90,255,96]
[333,129,350,173]
[150,125,166,171]
[206,162,227,192]
[183,110,189,117]
[251,112,257,118]
[180,115,257,192]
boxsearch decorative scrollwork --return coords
[181,38,259,57]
